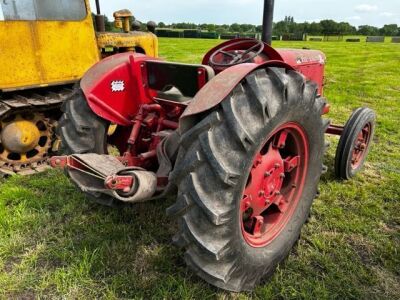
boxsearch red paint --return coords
[80,53,160,126]
[80,39,326,133]
[104,175,134,193]
[351,123,372,169]
[322,103,331,115]
[202,38,326,95]
[241,123,309,247]
[326,124,344,136]
[277,49,326,95]
[75,39,328,188]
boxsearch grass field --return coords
[0,38,399,299]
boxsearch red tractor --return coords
[52,0,376,292]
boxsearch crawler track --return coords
[0,87,72,175]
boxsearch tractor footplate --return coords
[51,154,157,203]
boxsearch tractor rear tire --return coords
[58,87,121,207]
[58,88,108,155]
[168,68,329,292]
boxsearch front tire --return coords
[168,68,329,291]
[334,107,376,180]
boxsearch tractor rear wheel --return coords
[168,68,329,291]
[58,88,108,155]
[57,87,122,206]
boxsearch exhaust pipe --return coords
[262,0,275,45]
[94,0,106,32]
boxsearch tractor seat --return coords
[157,87,192,103]
[146,61,215,102]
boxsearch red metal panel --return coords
[80,53,160,126]
[277,49,326,95]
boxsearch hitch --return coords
[104,175,134,193]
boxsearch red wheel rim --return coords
[240,123,309,248]
[351,123,372,169]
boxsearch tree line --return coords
[157,17,399,36]
[95,14,399,36]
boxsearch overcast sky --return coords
[90,0,399,27]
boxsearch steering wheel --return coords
[209,40,265,67]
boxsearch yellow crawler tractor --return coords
[0,0,158,175]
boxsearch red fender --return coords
[80,52,160,126]
[180,60,295,133]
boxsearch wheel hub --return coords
[1,120,41,153]
[351,123,371,169]
[241,123,309,247]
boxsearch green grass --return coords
[1,38,399,299]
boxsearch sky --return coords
[89,0,399,27]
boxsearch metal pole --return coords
[262,0,275,45]
[95,0,101,15]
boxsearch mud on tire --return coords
[167,67,329,292]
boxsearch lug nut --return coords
[264,172,271,177]
[274,163,280,169]
[275,191,281,196]
[258,190,265,197]
[280,173,285,179]
[292,183,297,189]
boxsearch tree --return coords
[273,20,289,35]
[320,19,338,34]
[309,22,322,35]
[337,22,356,35]
[91,13,113,31]
[151,19,398,37]
[230,23,242,32]
[358,25,379,36]
[104,15,113,31]
[379,24,398,36]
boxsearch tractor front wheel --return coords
[334,107,376,180]
[168,67,329,291]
